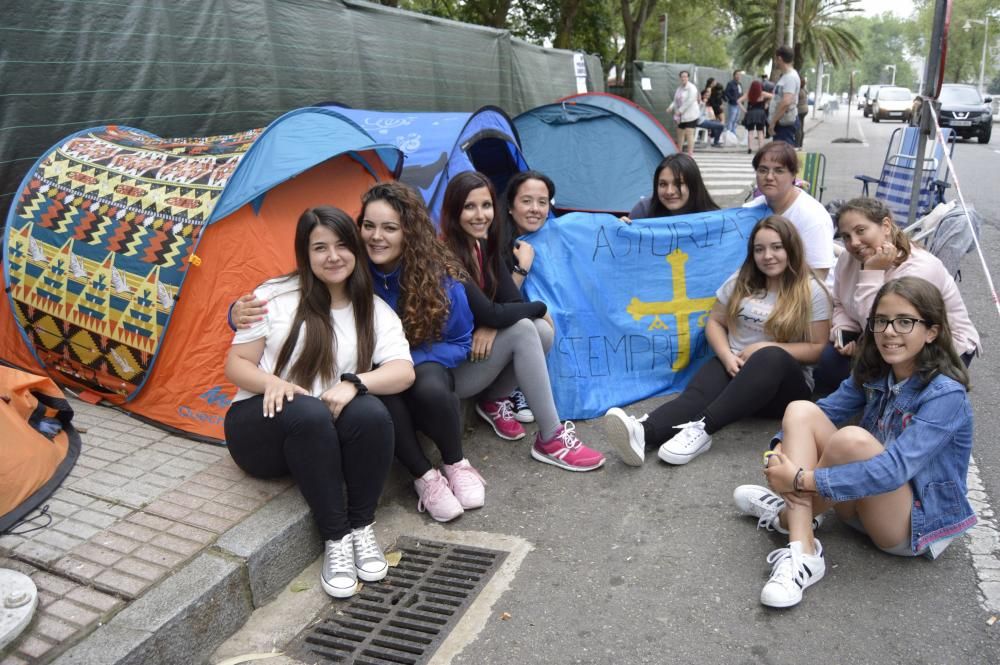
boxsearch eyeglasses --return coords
[867,316,929,334]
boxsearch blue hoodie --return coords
[369,260,473,368]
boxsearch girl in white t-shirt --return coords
[224,206,414,601]
[604,215,831,467]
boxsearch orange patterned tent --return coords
[2,109,402,442]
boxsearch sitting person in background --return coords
[815,197,980,393]
[735,276,975,608]
[604,215,829,467]
[698,88,725,148]
[224,206,414,599]
[622,154,719,223]
[441,171,605,472]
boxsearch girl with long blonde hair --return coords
[604,215,830,467]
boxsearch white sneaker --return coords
[760,539,826,608]
[351,523,388,582]
[509,388,535,423]
[321,534,358,599]
[657,418,712,465]
[603,408,647,466]
[733,484,826,534]
[443,459,486,509]
[414,468,464,522]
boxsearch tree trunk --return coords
[620,0,656,97]
[553,0,584,49]
[772,0,786,82]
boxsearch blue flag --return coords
[522,207,769,419]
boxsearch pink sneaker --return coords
[414,468,463,522]
[531,422,606,472]
[443,459,486,509]
[475,398,526,440]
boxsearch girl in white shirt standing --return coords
[224,206,414,600]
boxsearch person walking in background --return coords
[796,76,809,148]
[740,80,772,155]
[668,70,700,157]
[725,70,743,135]
[768,46,801,146]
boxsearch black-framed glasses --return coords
[867,316,929,334]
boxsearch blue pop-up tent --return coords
[319,104,528,222]
[514,93,677,215]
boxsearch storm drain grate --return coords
[286,536,507,664]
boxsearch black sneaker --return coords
[509,388,534,423]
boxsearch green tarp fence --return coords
[0,0,604,225]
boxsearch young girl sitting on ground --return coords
[231,184,486,524]
[621,153,720,223]
[603,215,829,467]
[441,171,605,472]
[224,206,414,599]
[734,276,975,608]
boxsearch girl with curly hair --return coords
[231,183,486,523]
[440,171,605,472]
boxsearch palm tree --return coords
[734,0,862,72]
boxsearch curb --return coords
[45,467,421,665]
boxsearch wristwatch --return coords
[513,264,529,277]
[339,373,368,395]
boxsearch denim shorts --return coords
[844,515,953,559]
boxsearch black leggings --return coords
[378,362,464,478]
[643,346,811,448]
[224,394,394,541]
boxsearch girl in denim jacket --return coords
[733,276,974,608]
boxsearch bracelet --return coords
[513,264,529,277]
[339,373,368,396]
[793,468,805,492]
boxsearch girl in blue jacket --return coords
[734,276,975,608]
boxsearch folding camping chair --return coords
[854,126,955,224]
[797,152,827,202]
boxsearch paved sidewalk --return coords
[0,399,303,665]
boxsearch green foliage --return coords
[821,14,919,95]
[732,0,862,72]
[909,0,999,88]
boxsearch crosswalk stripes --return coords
[692,152,756,199]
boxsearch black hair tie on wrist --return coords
[339,373,368,395]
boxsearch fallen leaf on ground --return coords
[385,551,402,567]
[988,616,998,626]
[289,580,311,593]
[500,612,512,621]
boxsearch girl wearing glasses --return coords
[604,215,829,468]
[733,276,975,608]
[815,197,980,393]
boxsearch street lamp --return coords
[964,17,990,95]
[885,64,897,85]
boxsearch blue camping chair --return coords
[854,126,955,223]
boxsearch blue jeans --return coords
[699,119,724,144]
[725,103,741,133]
[773,121,798,145]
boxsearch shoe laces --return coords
[417,472,453,512]
[671,418,706,447]
[555,421,583,451]
[494,399,516,421]
[448,462,486,491]
[765,545,800,587]
[353,524,381,560]
[326,534,354,573]
[510,390,529,411]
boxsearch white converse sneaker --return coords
[657,418,712,465]
[733,484,826,534]
[321,534,358,599]
[603,408,647,466]
[351,523,388,582]
[760,539,826,608]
